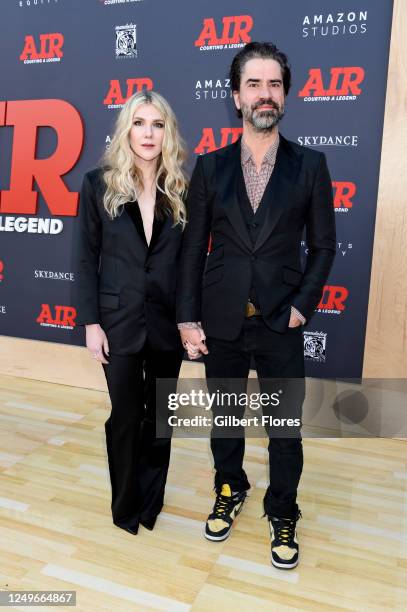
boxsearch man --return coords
[177,42,336,569]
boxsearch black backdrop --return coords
[0,0,394,378]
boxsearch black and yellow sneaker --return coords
[204,484,247,541]
[269,510,302,569]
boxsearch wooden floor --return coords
[0,372,406,611]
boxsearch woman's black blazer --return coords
[75,167,184,354]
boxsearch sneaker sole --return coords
[271,555,299,570]
[204,525,232,541]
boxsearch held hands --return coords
[180,327,208,360]
[85,324,110,364]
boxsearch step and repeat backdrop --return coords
[0,0,393,378]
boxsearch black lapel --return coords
[253,135,302,252]
[124,202,148,249]
[216,139,252,253]
[148,211,167,253]
[124,189,167,251]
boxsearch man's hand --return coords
[288,311,303,328]
[85,323,110,364]
[180,326,208,360]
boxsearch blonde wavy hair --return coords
[101,90,187,226]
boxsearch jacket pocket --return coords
[282,267,303,287]
[99,292,120,309]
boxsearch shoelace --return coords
[271,510,302,545]
[273,518,295,544]
[213,494,237,519]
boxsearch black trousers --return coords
[204,316,305,519]
[102,341,183,533]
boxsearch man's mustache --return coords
[252,99,280,112]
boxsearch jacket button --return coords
[146,296,153,302]
[251,255,257,261]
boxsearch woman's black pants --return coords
[102,341,183,534]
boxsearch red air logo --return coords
[0,260,4,282]
[20,33,64,64]
[332,181,356,213]
[317,286,349,315]
[195,15,253,50]
[36,304,77,329]
[103,78,154,108]
[195,127,243,154]
[298,67,364,101]
[0,100,83,221]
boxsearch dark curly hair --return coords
[229,42,291,117]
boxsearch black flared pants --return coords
[102,341,183,533]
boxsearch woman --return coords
[76,90,187,534]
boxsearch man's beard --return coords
[241,99,285,132]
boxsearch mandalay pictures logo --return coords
[115,23,137,59]
[302,10,368,38]
[304,331,327,363]
[298,67,365,102]
[195,15,253,51]
[20,33,64,64]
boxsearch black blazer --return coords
[176,135,336,339]
[75,168,184,354]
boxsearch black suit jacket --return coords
[75,168,184,354]
[176,135,336,339]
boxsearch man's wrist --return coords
[177,321,202,330]
[291,306,306,325]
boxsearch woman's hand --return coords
[85,324,110,364]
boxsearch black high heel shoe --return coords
[114,521,139,535]
[140,516,157,531]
